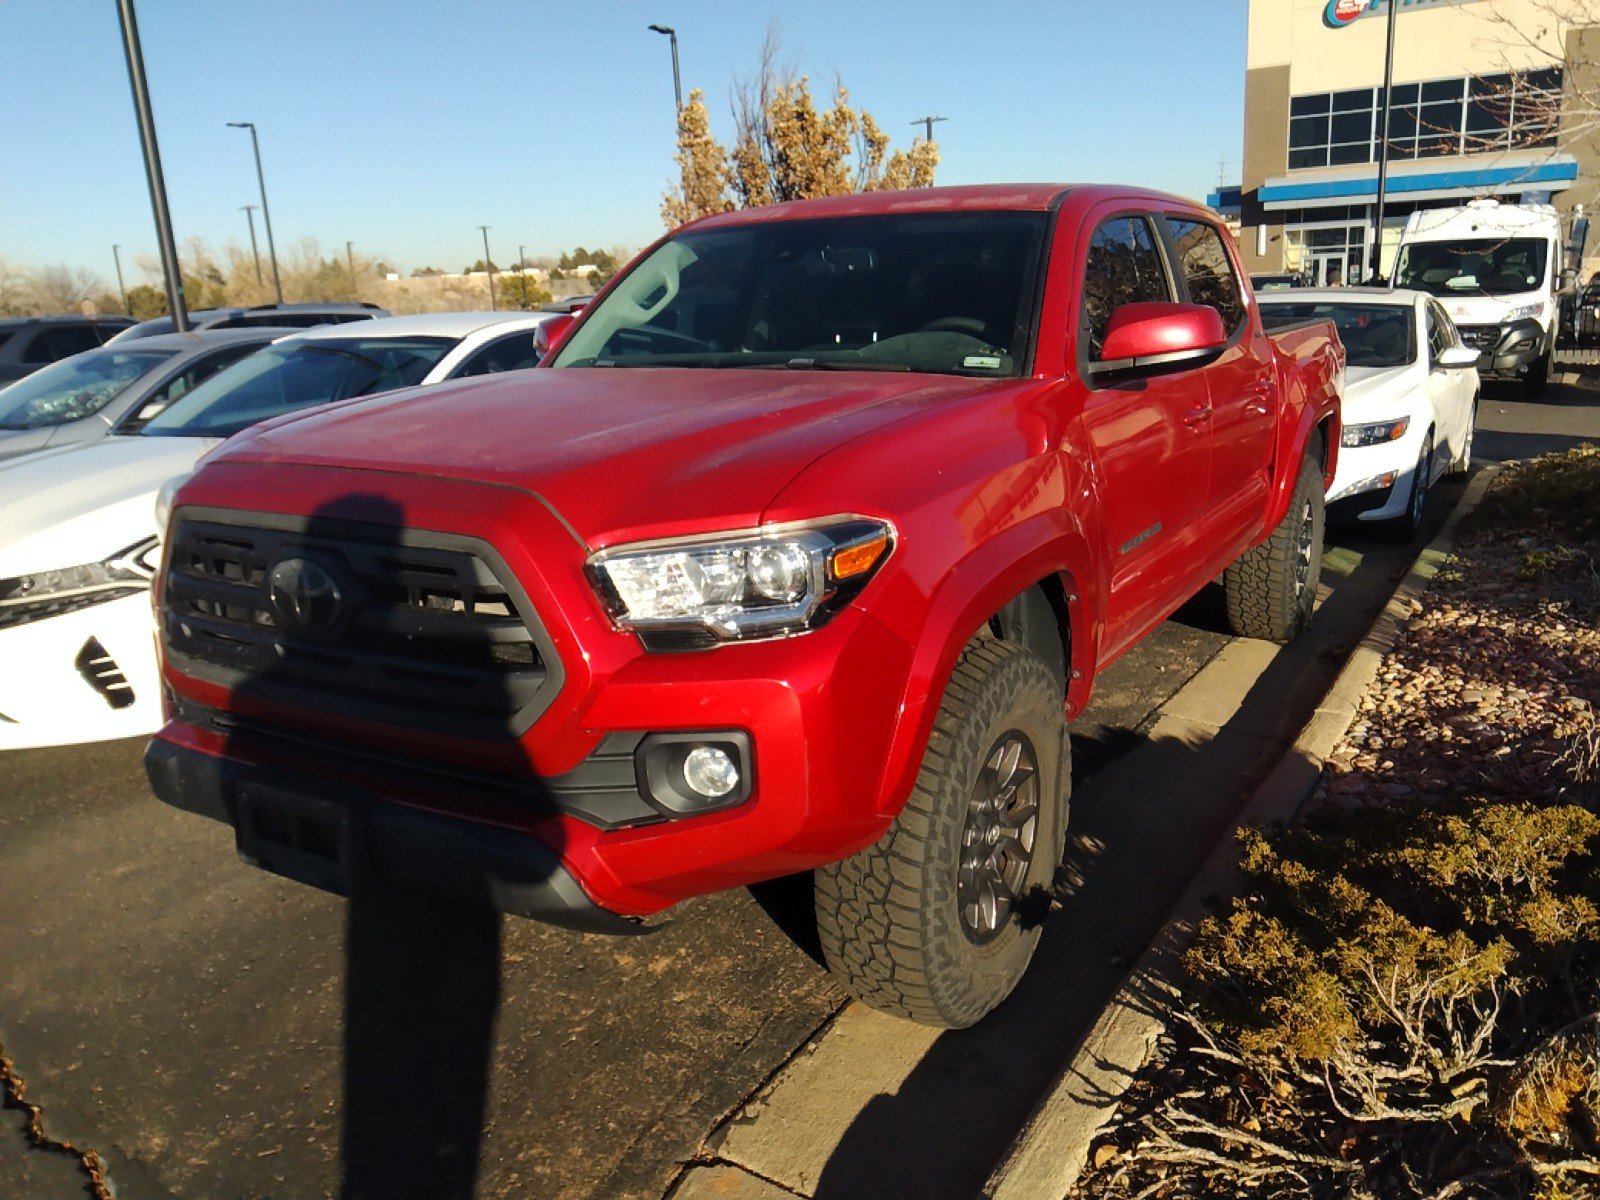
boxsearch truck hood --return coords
[216,368,1014,545]
[0,435,217,576]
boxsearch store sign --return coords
[1323,0,1462,28]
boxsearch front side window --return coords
[1080,216,1172,360]
[1166,218,1246,332]
[1394,237,1550,297]
[0,348,174,430]
[140,336,453,439]
[551,212,1049,378]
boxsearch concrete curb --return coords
[980,466,1502,1200]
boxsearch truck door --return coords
[1077,212,1213,655]
[1162,215,1277,565]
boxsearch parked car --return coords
[107,302,388,343]
[1249,272,1305,293]
[0,315,137,385]
[0,311,556,753]
[0,327,288,462]
[1259,288,1477,538]
[144,186,1342,1027]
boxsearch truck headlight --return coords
[1504,304,1543,324]
[589,517,893,647]
[1342,417,1410,448]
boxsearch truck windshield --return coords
[551,212,1049,377]
[0,347,174,430]
[1259,302,1415,368]
[1393,237,1549,297]
[139,337,453,439]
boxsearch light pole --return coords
[911,115,948,143]
[647,24,682,113]
[111,244,129,314]
[227,121,283,303]
[1370,0,1400,283]
[518,243,529,309]
[115,0,187,330]
[240,205,262,286]
[478,225,496,310]
[346,240,357,296]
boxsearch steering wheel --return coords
[918,316,990,338]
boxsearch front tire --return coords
[1223,451,1325,644]
[1450,400,1477,476]
[815,637,1069,1028]
[1523,344,1551,399]
[1389,430,1434,541]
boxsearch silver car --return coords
[0,326,289,461]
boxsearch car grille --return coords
[162,512,563,739]
[1456,325,1499,354]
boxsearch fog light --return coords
[683,745,739,798]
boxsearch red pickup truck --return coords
[146,185,1341,1027]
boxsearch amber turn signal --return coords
[829,534,889,581]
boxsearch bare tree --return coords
[27,265,106,313]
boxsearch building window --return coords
[1286,69,1562,171]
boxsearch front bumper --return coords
[1324,428,1427,523]
[0,591,162,751]
[1457,319,1545,377]
[144,737,645,933]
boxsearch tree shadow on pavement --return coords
[208,493,544,1200]
[805,497,1455,1200]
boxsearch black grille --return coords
[1456,325,1499,353]
[162,512,563,739]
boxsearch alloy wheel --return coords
[957,732,1040,944]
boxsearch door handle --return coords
[1184,403,1213,427]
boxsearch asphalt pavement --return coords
[1,382,1595,1200]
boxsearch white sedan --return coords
[1258,287,1479,537]
[0,311,556,751]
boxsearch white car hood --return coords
[0,435,217,577]
[1342,363,1422,426]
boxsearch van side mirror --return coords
[1089,302,1228,381]
[533,313,577,361]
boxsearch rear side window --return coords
[1165,218,1246,334]
[456,332,542,378]
[42,325,104,360]
[1081,216,1172,360]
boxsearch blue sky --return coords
[4,0,1248,285]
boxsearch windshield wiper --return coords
[750,358,912,373]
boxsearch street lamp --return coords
[240,205,262,286]
[226,121,283,303]
[518,243,529,310]
[346,240,357,297]
[647,24,682,113]
[115,0,187,330]
[111,244,129,314]
[478,225,497,311]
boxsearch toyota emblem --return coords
[267,557,345,635]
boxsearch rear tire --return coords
[815,637,1069,1028]
[1223,451,1325,644]
[1450,401,1477,476]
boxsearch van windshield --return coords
[550,212,1049,378]
[1393,237,1549,297]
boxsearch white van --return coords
[1392,198,1564,397]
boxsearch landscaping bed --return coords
[1075,447,1600,1200]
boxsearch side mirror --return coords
[533,313,577,361]
[1437,345,1481,370]
[1090,302,1228,381]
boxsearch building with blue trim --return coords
[1232,0,1600,285]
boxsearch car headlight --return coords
[589,517,893,648]
[1504,304,1543,324]
[0,538,160,630]
[1342,417,1411,448]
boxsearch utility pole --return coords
[346,240,357,296]
[478,225,497,310]
[227,121,284,303]
[240,205,262,285]
[518,243,529,309]
[647,25,682,112]
[911,115,948,143]
[111,244,129,314]
[1370,0,1400,283]
[115,0,187,330]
